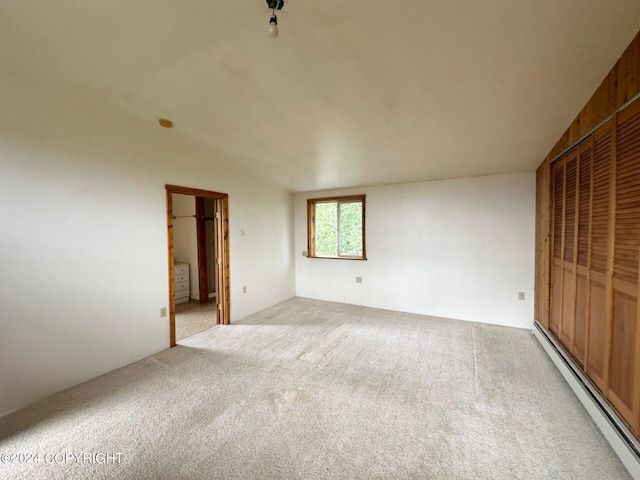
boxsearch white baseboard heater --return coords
[532,321,640,480]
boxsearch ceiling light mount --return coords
[266,0,285,38]
[266,0,284,11]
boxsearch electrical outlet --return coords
[160,307,167,317]
[302,251,307,257]
[518,292,525,301]
[239,230,245,236]
[356,277,362,284]
[243,286,247,294]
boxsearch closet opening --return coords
[166,185,230,347]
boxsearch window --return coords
[307,195,366,260]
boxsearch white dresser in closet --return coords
[174,263,190,305]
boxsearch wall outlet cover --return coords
[356,277,363,283]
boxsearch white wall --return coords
[0,73,295,416]
[295,173,535,329]
[172,194,199,300]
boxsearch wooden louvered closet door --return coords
[573,138,593,367]
[551,143,591,368]
[549,149,580,350]
[548,100,640,437]
[609,100,640,431]
[560,150,579,347]
[550,158,565,337]
[586,119,613,392]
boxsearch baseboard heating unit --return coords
[533,321,640,479]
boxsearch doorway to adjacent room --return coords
[166,185,230,347]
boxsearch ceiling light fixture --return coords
[266,0,284,38]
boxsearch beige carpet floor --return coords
[0,298,631,479]
[175,300,217,342]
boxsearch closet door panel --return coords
[609,99,640,430]
[574,273,588,365]
[551,266,562,334]
[587,278,608,391]
[574,139,593,364]
[586,121,614,393]
[608,288,637,425]
[590,124,612,278]
[560,153,578,347]
[550,159,566,337]
[561,268,575,347]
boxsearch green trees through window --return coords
[307,195,366,259]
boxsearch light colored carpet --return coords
[0,298,630,479]
[175,300,217,342]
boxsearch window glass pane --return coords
[339,202,363,256]
[315,202,338,256]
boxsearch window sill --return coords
[307,255,367,261]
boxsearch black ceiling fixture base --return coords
[266,0,284,11]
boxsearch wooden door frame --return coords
[166,185,230,347]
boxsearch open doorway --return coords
[166,185,230,347]
[172,194,216,341]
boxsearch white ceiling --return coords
[1,1,639,192]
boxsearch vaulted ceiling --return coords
[1,1,639,191]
